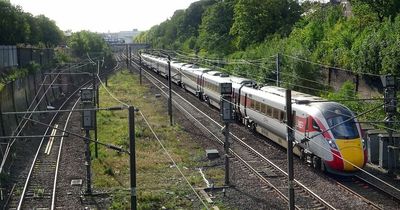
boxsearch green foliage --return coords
[54,48,72,64]
[354,0,400,21]
[0,1,63,46]
[138,0,400,102]
[323,81,360,112]
[0,68,27,84]
[230,0,301,49]
[350,16,400,75]
[198,0,234,56]
[68,31,111,58]
[323,81,386,123]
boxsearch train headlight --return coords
[328,140,338,150]
[362,139,367,150]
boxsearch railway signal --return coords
[220,83,234,186]
[381,74,398,173]
[80,87,95,194]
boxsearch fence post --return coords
[0,98,5,137]
[11,83,19,126]
[328,68,332,86]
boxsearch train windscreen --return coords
[320,103,359,139]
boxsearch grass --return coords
[92,69,225,209]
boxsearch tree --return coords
[355,0,400,22]
[35,15,63,47]
[198,0,234,55]
[0,1,29,44]
[230,0,301,49]
[177,0,217,39]
[0,1,63,46]
[68,31,109,57]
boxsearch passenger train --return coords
[140,53,367,174]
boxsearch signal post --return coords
[220,83,234,185]
[80,88,95,194]
[381,75,398,173]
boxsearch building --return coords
[101,29,141,44]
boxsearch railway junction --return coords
[1,46,399,209]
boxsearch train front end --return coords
[317,103,367,173]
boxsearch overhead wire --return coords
[140,50,400,197]
[160,51,334,91]
[138,110,210,210]
[284,119,400,195]
[280,53,382,77]
[99,55,210,208]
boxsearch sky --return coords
[10,0,199,33]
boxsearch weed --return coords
[93,69,224,209]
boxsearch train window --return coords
[312,119,321,132]
[279,111,286,121]
[260,103,266,114]
[266,106,272,116]
[273,108,279,119]
[254,101,259,112]
[250,99,255,109]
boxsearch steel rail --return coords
[51,98,80,210]
[129,57,336,209]
[17,73,92,210]
[16,61,120,209]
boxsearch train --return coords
[140,53,367,174]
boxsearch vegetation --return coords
[136,0,400,78]
[94,70,225,209]
[0,62,40,91]
[68,31,108,57]
[135,0,400,125]
[0,1,63,46]
[67,30,115,68]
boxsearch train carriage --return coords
[252,86,367,173]
[200,73,230,109]
[157,58,169,78]
[170,61,185,85]
[181,65,211,98]
[140,52,367,174]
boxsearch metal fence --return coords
[0,46,54,73]
[0,46,18,68]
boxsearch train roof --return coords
[197,67,212,72]
[229,76,257,87]
[171,61,186,67]
[206,71,222,76]
[202,72,232,84]
[206,71,230,77]
[260,86,325,103]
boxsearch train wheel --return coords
[236,113,242,124]
[299,149,305,161]
[250,122,257,133]
[312,156,321,170]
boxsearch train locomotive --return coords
[140,53,367,174]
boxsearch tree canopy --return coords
[135,0,400,93]
[68,31,110,57]
[0,1,63,46]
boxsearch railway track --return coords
[5,58,121,210]
[332,173,400,209]
[127,54,400,209]
[5,67,92,210]
[128,57,337,209]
